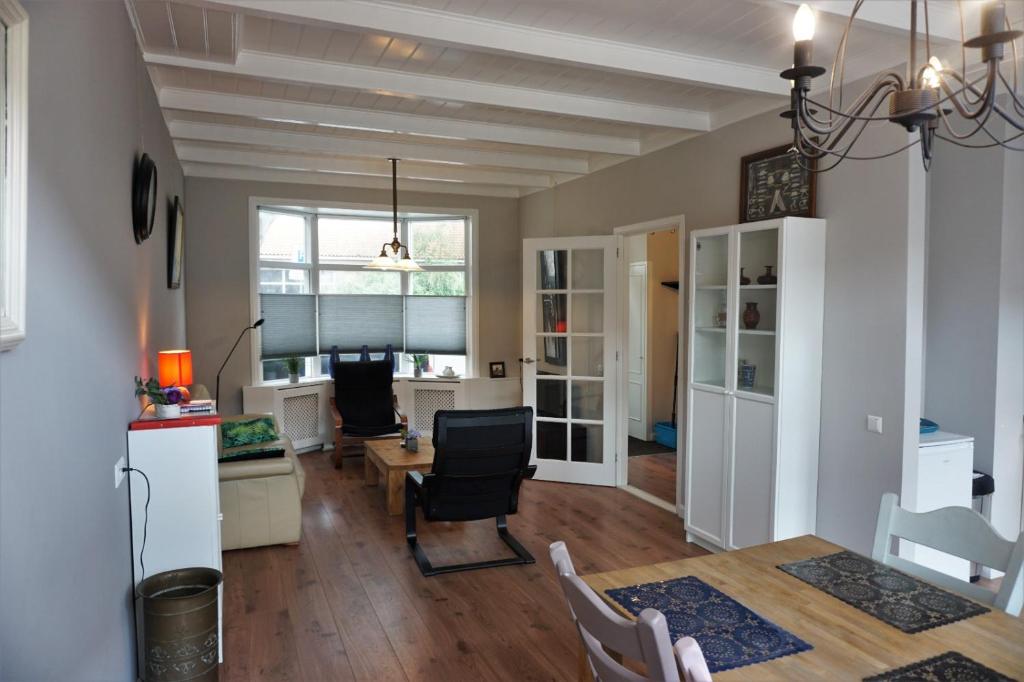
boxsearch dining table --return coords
[580,535,1024,681]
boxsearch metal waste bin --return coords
[137,567,222,681]
[970,471,995,583]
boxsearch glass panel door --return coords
[736,226,779,397]
[523,237,617,486]
[691,232,730,389]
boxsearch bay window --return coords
[253,204,473,382]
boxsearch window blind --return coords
[318,295,404,353]
[260,294,317,359]
[260,294,467,359]
[405,296,467,355]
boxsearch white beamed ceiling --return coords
[127,0,988,198]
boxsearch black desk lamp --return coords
[215,318,264,410]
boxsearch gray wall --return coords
[925,115,1024,539]
[185,178,520,415]
[0,3,184,679]
[520,105,927,553]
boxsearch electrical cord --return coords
[124,467,151,583]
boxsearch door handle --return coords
[522,357,536,364]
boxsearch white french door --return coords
[522,237,618,486]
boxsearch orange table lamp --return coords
[158,350,193,388]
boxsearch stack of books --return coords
[181,399,215,415]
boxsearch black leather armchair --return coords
[405,407,536,577]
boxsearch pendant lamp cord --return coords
[390,157,400,252]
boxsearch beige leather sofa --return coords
[217,414,306,551]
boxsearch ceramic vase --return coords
[288,373,299,383]
[739,267,751,285]
[742,301,760,329]
[738,362,757,389]
[406,437,419,453]
[757,265,777,285]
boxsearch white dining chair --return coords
[549,541,712,682]
[872,492,1024,616]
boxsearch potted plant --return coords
[403,428,422,452]
[135,377,185,419]
[406,353,429,378]
[285,357,301,383]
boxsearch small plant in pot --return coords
[135,377,185,419]
[401,428,422,452]
[406,354,429,378]
[285,357,301,383]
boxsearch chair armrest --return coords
[525,465,537,480]
[406,470,425,489]
[393,394,407,427]
[329,397,343,428]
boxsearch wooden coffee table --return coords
[364,439,435,515]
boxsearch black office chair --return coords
[329,360,406,469]
[405,407,537,577]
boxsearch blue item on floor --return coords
[606,576,812,673]
[654,421,677,449]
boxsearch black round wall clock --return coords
[132,153,158,244]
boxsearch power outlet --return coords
[867,415,883,434]
[114,456,126,488]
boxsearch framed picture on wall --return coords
[168,195,184,289]
[739,143,816,223]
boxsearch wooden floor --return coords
[627,453,676,505]
[220,449,706,681]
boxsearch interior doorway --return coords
[614,216,686,514]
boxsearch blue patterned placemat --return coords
[605,576,812,673]
[863,651,1016,681]
[778,551,990,634]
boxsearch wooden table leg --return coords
[364,455,379,486]
[386,469,405,515]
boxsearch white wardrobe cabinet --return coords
[685,217,826,552]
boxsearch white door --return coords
[627,262,648,440]
[523,237,618,486]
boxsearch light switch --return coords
[867,415,883,434]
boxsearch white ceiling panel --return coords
[129,0,951,196]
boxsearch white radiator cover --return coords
[281,391,320,444]
[244,377,522,449]
[411,386,458,433]
[243,382,331,452]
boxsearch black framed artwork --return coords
[167,195,184,289]
[489,361,506,378]
[739,144,816,223]
[132,153,158,244]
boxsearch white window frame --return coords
[0,1,27,352]
[247,196,479,384]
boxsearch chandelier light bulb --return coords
[921,66,940,89]
[928,56,943,73]
[792,4,815,42]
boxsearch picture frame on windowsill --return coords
[489,361,506,379]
